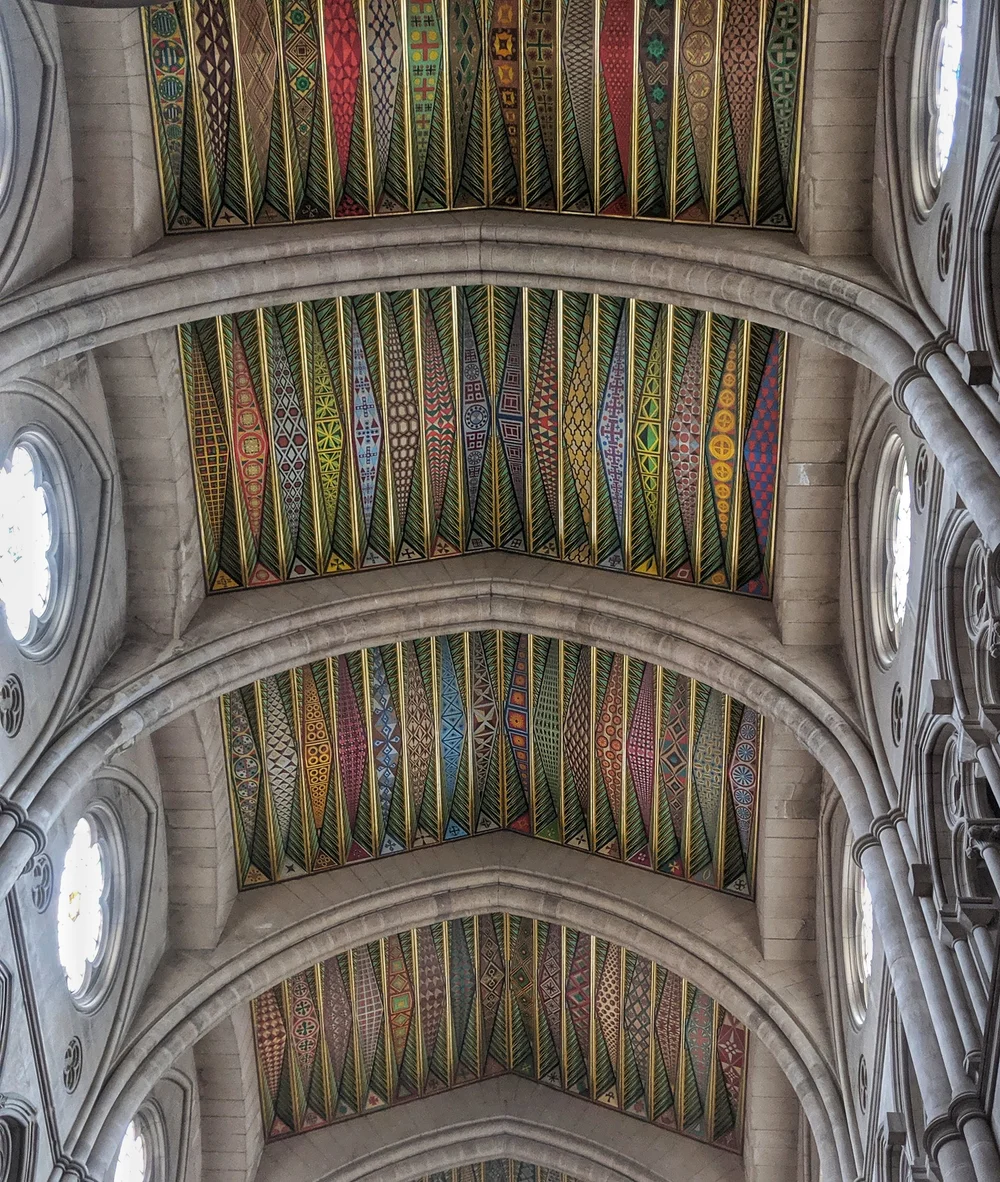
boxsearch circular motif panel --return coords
[0,674,22,738]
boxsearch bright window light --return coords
[57,818,105,996]
[887,455,912,635]
[0,444,53,643]
[858,874,874,986]
[114,1120,147,1182]
[933,0,963,178]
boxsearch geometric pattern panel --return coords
[144,0,805,231]
[222,631,763,894]
[183,289,785,596]
[408,1166,582,1182]
[251,913,748,1151]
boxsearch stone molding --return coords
[194,1011,262,1182]
[77,836,852,1181]
[0,0,60,291]
[251,1077,743,1182]
[152,704,237,952]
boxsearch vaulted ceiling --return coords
[222,630,763,891]
[251,914,747,1149]
[144,0,807,1166]
[182,288,786,595]
[143,0,805,230]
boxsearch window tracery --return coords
[0,433,73,658]
[114,1120,148,1182]
[961,539,1000,724]
[0,443,54,648]
[931,0,962,182]
[844,843,875,1026]
[913,0,963,208]
[913,522,1000,1046]
[872,435,912,663]
[57,817,107,1002]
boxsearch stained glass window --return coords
[114,1121,148,1182]
[0,443,53,645]
[933,0,963,180]
[57,818,105,996]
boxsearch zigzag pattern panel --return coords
[181,289,785,596]
[251,914,748,1150]
[143,0,805,230]
[407,1165,582,1182]
[221,631,763,895]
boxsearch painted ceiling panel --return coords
[251,913,747,1150]
[222,630,763,893]
[143,0,805,231]
[406,1165,580,1182]
[182,288,785,595]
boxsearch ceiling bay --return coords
[182,288,785,596]
[143,0,805,230]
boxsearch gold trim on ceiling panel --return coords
[142,0,806,230]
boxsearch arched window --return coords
[871,434,912,663]
[857,875,875,985]
[913,0,963,206]
[844,842,875,1025]
[887,454,912,635]
[0,435,72,657]
[113,1120,148,1182]
[0,1101,37,1182]
[931,0,963,182]
[56,812,123,1006]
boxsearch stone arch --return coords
[75,846,855,1181]
[0,215,997,551]
[151,658,822,960]
[193,1010,263,1182]
[1,555,965,1173]
[249,1078,743,1182]
[7,555,874,865]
